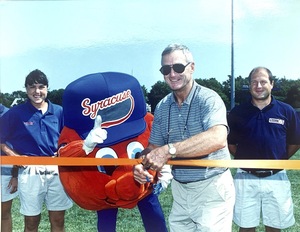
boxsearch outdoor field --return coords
[10,151,300,231]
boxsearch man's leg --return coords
[1,200,13,232]
[239,227,256,232]
[49,210,65,232]
[265,226,280,232]
[24,214,41,232]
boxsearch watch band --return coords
[168,143,176,158]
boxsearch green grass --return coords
[10,151,300,231]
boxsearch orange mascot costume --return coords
[58,72,156,211]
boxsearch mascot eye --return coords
[95,148,118,173]
[95,147,118,159]
[127,142,145,159]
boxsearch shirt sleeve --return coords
[149,101,165,146]
[287,108,300,145]
[200,88,228,132]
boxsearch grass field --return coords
[10,151,300,231]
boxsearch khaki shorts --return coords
[1,166,18,202]
[18,165,73,216]
[169,169,235,232]
[234,169,295,229]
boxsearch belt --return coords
[242,169,282,178]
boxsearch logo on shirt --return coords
[23,121,34,126]
[269,118,284,125]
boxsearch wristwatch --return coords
[168,143,176,158]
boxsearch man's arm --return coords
[287,144,300,159]
[228,144,237,157]
[174,124,228,158]
[0,143,21,156]
[1,143,20,193]
[142,124,228,171]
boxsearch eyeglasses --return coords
[159,62,191,75]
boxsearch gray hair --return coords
[161,43,194,64]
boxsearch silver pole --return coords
[230,0,235,109]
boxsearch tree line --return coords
[1,75,300,111]
[146,75,300,111]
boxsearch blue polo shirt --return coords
[0,100,63,157]
[228,97,300,160]
[0,104,12,175]
[0,104,9,156]
[0,104,8,117]
[0,105,9,155]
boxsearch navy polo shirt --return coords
[228,97,300,160]
[0,100,63,157]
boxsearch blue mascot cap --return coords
[63,72,147,146]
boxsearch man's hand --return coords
[133,164,154,184]
[83,115,107,154]
[8,176,18,194]
[141,146,169,171]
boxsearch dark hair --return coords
[25,69,48,87]
[248,66,274,84]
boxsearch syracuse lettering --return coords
[81,90,132,119]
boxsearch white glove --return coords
[83,115,107,155]
[153,164,173,195]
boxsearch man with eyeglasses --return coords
[227,66,300,232]
[134,43,235,232]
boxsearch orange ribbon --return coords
[1,156,300,169]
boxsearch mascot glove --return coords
[153,164,173,195]
[83,115,107,155]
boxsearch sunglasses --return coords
[159,62,191,75]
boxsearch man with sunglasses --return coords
[134,43,235,232]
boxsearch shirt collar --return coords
[248,96,275,111]
[25,99,53,114]
[170,80,199,105]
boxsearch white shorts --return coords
[233,169,295,229]
[169,169,235,232]
[18,165,73,216]
[1,165,18,202]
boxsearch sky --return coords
[0,0,299,94]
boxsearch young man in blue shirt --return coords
[228,66,300,232]
[1,104,18,232]
[0,70,72,232]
